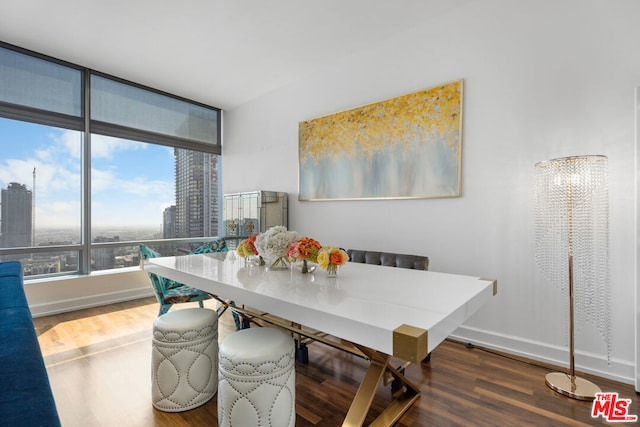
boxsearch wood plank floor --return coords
[34,297,639,426]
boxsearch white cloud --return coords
[91,134,147,159]
[0,158,35,187]
[51,130,82,159]
[0,129,81,195]
[90,167,116,192]
[51,130,148,160]
[34,201,80,229]
[91,167,172,197]
[90,165,174,226]
[49,201,76,213]
[0,158,80,196]
[122,176,173,196]
[2,127,172,228]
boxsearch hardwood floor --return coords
[34,297,639,426]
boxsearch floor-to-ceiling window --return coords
[0,43,222,276]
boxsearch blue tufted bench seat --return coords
[0,261,61,427]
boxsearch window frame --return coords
[0,41,222,277]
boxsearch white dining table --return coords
[146,252,496,426]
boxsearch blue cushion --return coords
[0,260,22,279]
[139,244,170,296]
[139,244,211,310]
[139,244,185,292]
[0,275,28,310]
[0,262,28,310]
[139,243,162,260]
[191,238,228,254]
[0,260,61,427]
[0,307,61,426]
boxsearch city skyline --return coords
[0,117,176,230]
[0,118,220,274]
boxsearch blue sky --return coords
[0,117,175,229]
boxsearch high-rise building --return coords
[174,149,219,238]
[0,182,33,248]
[163,205,176,238]
[92,235,120,270]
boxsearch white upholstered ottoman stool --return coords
[152,308,218,412]
[218,327,296,427]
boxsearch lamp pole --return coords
[535,155,608,401]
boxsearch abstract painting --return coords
[298,79,463,200]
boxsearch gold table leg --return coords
[343,359,388,426]
[343,345,420,427]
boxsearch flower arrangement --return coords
[317,246,349,277]
[237,234,258,258]
[287,237,322,273]
[287,237,322,263]
[255,226,298,267]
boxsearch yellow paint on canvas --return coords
[299,80,462,165]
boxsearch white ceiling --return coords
[0,0,468,110]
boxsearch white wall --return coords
[222,0,640,383]
[25,269,153,317]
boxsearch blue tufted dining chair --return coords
[139,243,215,316]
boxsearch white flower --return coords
[255,226,298,261]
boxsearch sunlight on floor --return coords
[36,299,224,360]
[36,303,156,358]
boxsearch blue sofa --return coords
[0,261,61,427]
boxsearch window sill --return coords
[25,266,142,285]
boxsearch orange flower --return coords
[237,233,259,257]
[317,246,349,269]
[288,237,321,262]
[330,249,349,266]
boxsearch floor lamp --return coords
[534,155,610,401]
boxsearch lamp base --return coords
[545,372,601,401]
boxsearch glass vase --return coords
[326,264,338,278]
[298,259,317,274]
[268,256,289,270]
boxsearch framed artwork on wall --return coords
[298,79,463,201]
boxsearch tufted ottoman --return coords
[218,327,296,427]
[152,308,218,412]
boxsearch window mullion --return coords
[81,71,91,274]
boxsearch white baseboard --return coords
[29,287,154,318]
[451,325,635,386]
